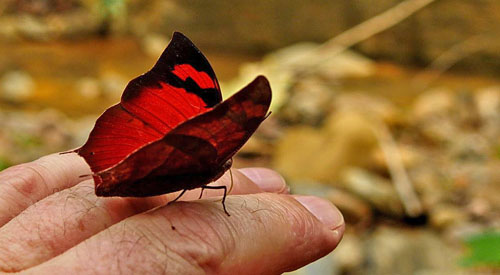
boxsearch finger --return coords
[0,168,285,272]
[31,193,344,275]
[178,168,287,201]
[0,152,90,226]
[238,167,289,194]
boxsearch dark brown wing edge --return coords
[94,75,272,196]
[162,75,272,165]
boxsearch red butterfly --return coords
[72,32,272,215]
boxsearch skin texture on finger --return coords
[29,193,344,275]
[0,168,266,272]
[0,153,90,227]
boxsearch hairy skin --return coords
[0,153,344,274]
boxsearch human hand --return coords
[0,153,344,274]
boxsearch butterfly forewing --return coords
[76,32,272,198]
[77,32,222,173]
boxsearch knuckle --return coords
[119,223,171,274]
[164,202,236,274]
[104,203,236,275]
[0,242,21,272]
[79,223,172,275]
[7,162,49,199]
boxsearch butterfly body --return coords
[75,32,272,199]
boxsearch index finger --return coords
[0,152,90,226]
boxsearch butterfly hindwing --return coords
[95,76,271,196]
[164,76,272,165]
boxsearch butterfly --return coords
[72,32,272,215]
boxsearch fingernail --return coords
[239,168,288,193]
[294,196,344,230]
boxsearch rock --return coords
[412,88,454,121]
[467,198,492,219]
[363,226,462,275]
[475,86,500,140]
[263,42,374,78]
[69,115,96,147]
[371,145,422,172]
[448,133,490,162]
[429,203,469,231]
[331,233,363,273]
[455,91,481,130]
[475,86,500,120]
[273,111,378,182]
[0,17,18,41]
[410,167,447,209]
[16,15,51,41]
[76,77,100,99]
[100,71,127,99]
[340,168,404,218]
[38,109,72,149]
[445,222,486,243]
[273,125,326,181]
[222,58,294,112]
[290,180,373,228]
[411,88,459,142]
[316,49,375,79]
[224,42,374,114]
[326,188,373,228]
[464,162,500,222]
[286,251,339,275]
[141,33,170,58]
[334,93,400,125]
[280,77,336,124]
[0,70,35,102]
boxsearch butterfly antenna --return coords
[60,149,77,155]
[228,168,234,194]
[79,174,92,178]
[210,167,234,201]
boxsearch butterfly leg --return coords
[59,149,78,155]
[168,189,188,205]
[201,185,230,216]
[198,186,206,199]
[228,167,234,194]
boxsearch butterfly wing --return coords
[95,76,272,196]
[166,76,272,167]
[77,32,222,173]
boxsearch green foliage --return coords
[0,157,11,171]
[461,231,500,268]
[495,145,500,159]
[13,133,42,148]
[100,0,126,17]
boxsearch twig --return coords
[316,0,438,57]
[372,120,424,217]
[412,35,492,89]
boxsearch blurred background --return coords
[0,0,499,274]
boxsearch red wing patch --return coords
[75,32,272,200]
[172,64,217,89]
[121,82,210,134]
[77,105,163,172]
